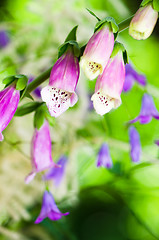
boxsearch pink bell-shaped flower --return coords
[41,47,79,118]
[25,121,58,184]
[80,23,114,80]
[91,42,125,115]
[0,85,20,141]
[129,3,158,40]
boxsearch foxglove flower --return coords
[0,30,9,48]
[41,48,79,117]
[129,94,159,124]
[123,63,146,92]
[28,77,41,98]
[25,121,58,184]
[0,85,20,141]
[35,190,69,224]
[91,43,125,115]
[80,23,114,80]
[97,143,113,168]
[129,3,158,40]
[129,126,141,163]
[43,155,67,187]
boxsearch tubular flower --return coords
[25,121,58,184]
[129,3,158,40]
[96,143,113,168]
[0,30,9,48]
[129,126,141,163]
[0,85,20,141]
[41,48,79,117]
[123,63,146,92]
[43,155,68,187]
[129,94,159,124]
[80,23,114,80]
[35,191,69,224]
[91,43,125,115]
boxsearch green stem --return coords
[118,15,134,32]
[24,66,52,95]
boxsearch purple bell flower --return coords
[43,155,67,187]
[129,94,159,124]
[25,121,58,184]
[41,47,79,117]
[129,126,141,163]
[0,30,10,48]
[96,143,113,168]
[0,85,20,141]
[123,63,146,92]
[35,190,69,224]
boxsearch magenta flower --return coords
[123,63,146,92]
[43,155,67,187]
[129,94,159,124]
[80,23,114,80]
[25,121,58,184]
[91,43,125,115]
[0,85,20,141]
[35,190,69,224]
[97,143,113,168]
[129,3,158,40]
[41,48,79,117]
[129,126,141,163]
[0,30,9,48]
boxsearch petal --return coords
[48,210,69,221]
[129,126,141,163]
[25,172,36,184]
[91,90,116,115]
[123,74,134,92]
[97,143,113,168]
[0,132,4,141]
[41,86,74,117]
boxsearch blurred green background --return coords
[0,0,159,239]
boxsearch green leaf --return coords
[86,8,101,21]
[94,17,119,33]
[45,111,55,126]
[15,102,43,116]
[65,25,78,42]
[3,75,15,86]
[25,92,34,101]
[58,40,80,58]
[141,0,152,7]
[111,41,128,64]
[153,0,159,11]
[16,75,28,90]
[34,107,46,129]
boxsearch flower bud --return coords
[129,3,158,40]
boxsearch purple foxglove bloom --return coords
[80,23,114,80]
[97,143,113,168]
[91,48,125,115]
[28,77,41,98]
[43,155,67,187]
[41,48,79,117]
[129,94,159,124]
[129,126,141,163]
[129,3,158,40]
[123,63,146,92]
[0,85,20,141]
[35,190,69,224]
[25,121,58,184]
[0,30,9,48]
